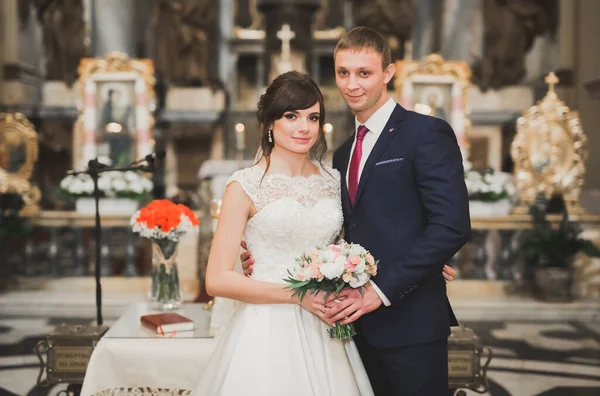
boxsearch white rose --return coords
[98,175,112,191]
[348,244,364,257]
[70,179,84,194]
[466,171,482,182]
[349,272,369,288]
[141,178,153,191]
[130,181,144,194]
[320,255,346,280]
[354,258,366,274]
[491,183,503,194]
[82,179,95,194]
[321,249,338,264]
[112,179,127,191]
[124,171,139,182]
[60,176,74,189]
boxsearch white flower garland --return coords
[60,171,153,200]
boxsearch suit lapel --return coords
[338,137,354,218]
[353,105,406,211]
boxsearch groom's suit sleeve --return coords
[375,118,471,305]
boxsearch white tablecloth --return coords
[81,303,217,396]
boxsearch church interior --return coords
[1,0,600,395]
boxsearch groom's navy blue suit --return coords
[333,104,471,395]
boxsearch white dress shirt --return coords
[346,98,397,306]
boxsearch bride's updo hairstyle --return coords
[256,71,327,174]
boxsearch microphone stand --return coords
[69,159,156,326]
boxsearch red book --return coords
[140,312,194,334]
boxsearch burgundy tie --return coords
[348,125,369,205]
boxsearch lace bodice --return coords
[227,164,343,283]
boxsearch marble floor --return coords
[0,296,599,395]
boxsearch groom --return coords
[324,27,470,395]
[242,27,470,395]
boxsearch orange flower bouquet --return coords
[131,200,199,310]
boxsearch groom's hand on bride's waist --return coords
[240,241,254,277]
[323,283,383,325]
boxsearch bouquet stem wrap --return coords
[329,321,357,340]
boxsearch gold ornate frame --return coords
[0,113,41,215]
[394,54,472,160]
[73,52,156,169]
[511,73,587,214]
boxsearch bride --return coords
[194,71,455,395]
[194,71,373,395]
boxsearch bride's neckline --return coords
[253,162,325,180]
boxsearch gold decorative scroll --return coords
[394,53,472,157]
[511,72,587,214]
[73,52,156,169]
[395,54,471,84]
[0,113,41,215]
[76,51,156,107]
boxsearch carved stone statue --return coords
[32,0,87,84]
[351,0,414,62]
[471,0,558,91]
[153,0,217,86]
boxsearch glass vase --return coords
[149,239,182,311]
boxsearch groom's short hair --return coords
[334,27,391,70]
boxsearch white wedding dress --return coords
[194,164,374,396]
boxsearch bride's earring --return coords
[268,130,273,144]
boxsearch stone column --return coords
[91,0,137,56]
[0,0,18,67]
[0,0,43,107]
[257,0,321,82]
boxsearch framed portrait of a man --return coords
[73,52,155,170]
[394,54,471,161]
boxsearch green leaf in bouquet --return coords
[284,279,311,289]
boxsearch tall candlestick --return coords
[235,123,245,152]
[323,123,333,150]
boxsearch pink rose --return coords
[342,272,353,283]
[366,254,375,266]
[367,264,377,276]
[308,263,324,281]
[344,257,356,272]
[296,268,306,281]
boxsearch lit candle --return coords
[235,123,245,152]
[323,123,333,149]
[210,199,222,233]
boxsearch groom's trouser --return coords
[354,331,449,396]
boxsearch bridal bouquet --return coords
[131,200,199,310]
[284,241,378,339]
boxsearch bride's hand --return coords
[295,292,333,325]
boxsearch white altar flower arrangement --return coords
[59,171,153,201]
[464,164,516,216]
